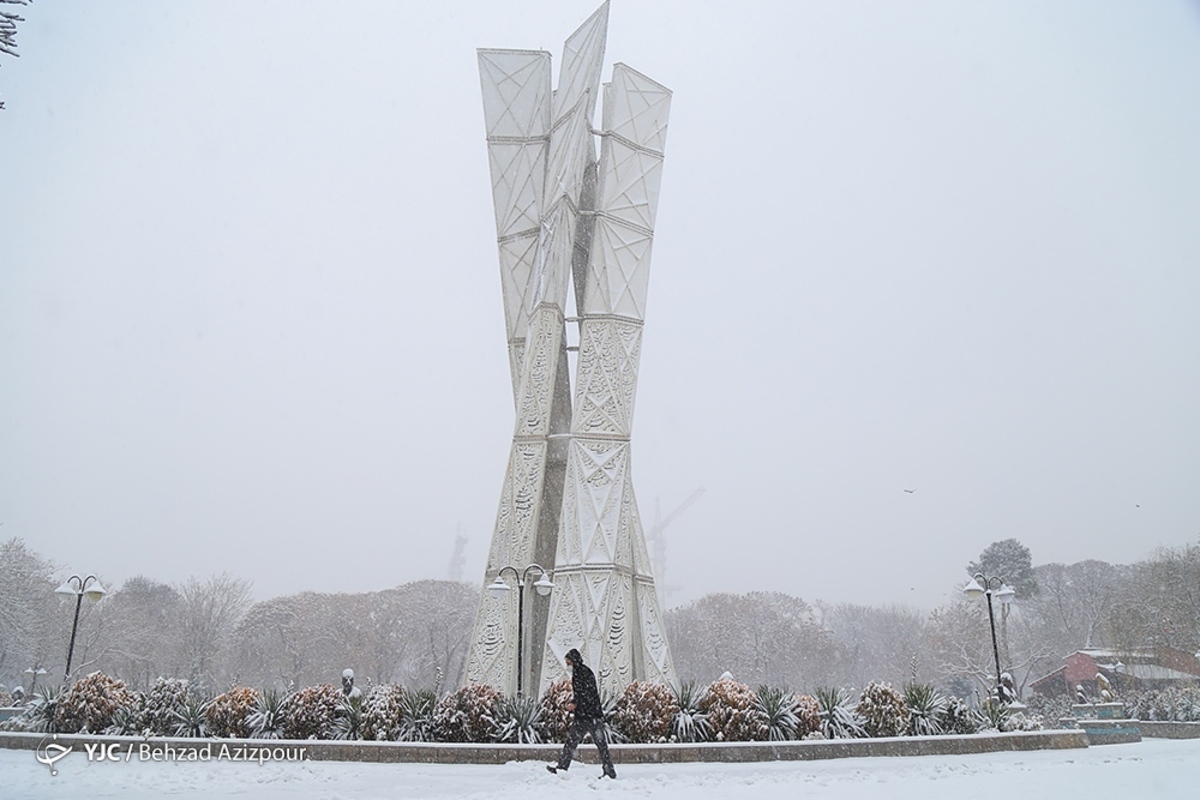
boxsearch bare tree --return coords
[95,577,185,691]
[229,581,478,692]
[666,591,842,691]
[0,537,59,686]
[818,602,932,690]
[177,573,253,691]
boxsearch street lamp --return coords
[23,666,48,697]
[55,575,107,684]
[963,573,1015,703]
[487,564,554,697]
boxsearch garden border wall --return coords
[1137,721,1200,739]
[0,729,1088,764]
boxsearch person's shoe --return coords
[602,765,617,779]
[546,765,560,774]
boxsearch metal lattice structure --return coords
[466,2,677,698]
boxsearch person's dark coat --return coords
[569,652,604,722]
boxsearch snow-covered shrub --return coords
[698,678,766,742]
[612,681,679,743]
[361,684,405,741]
[334,694,364,740]
[248,689,287,739]
[903,683,946,736]
[814,686,865,739]
[1024,693,1072,727]
[282,684,343,740]
[793,694,822,738]
[975,698,1009,732]
[0,689,12,707]
[539,679,574,743]
[397,688,438,742]
[1005,711,1044,732]
[104,698,147,736]
[55,672,137,734]
[173,693,211,738]
[143,677,191,736]
[599,689,627,744]
[669,680,709,742]
[753,686,799,741]
[2,687,61,732]
[857,682,909,738]
[938,696,979,735]
[1127,687,1200,722]
[206,687,260,739]
[432,683,501,743]
[493,695,543,743]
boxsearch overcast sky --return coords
[2,1,1198,612]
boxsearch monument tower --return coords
[465,2,677,697]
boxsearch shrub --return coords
[143,677,191,736]
[104,699,147,736]
[282,684,342,740]
[814,686,865,739]
[2,687,61,732]
[857,682,909,738]
[698,678,766,742]
[397,688,438,742]
[754,686,799,741]
[612,681,679,743]
[172,693,211,738]
[939,696,979,735]
[206,687,260,739]
[55,672,137,734]
[432,684,501,743]
[1005,710,1044,732]
[793,694,822,738]
[361,684,405,742]
[334,694,365,740]
[975,698,1010,732]
[670,680,711,743]
[248,689,287,739]
[539,679,574,743]
[903,683,947,736]
[493,695,543,743]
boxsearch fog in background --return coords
[2,1,1198,611]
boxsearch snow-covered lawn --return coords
[4,738,1197,800]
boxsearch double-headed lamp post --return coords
[487,564,554,698]
[55,575,107,684]
[962,573,1015,703]
[24,666,48,697]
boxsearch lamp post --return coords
[55,575,107,684]
[23,666,48,698]
[963,573,1015,703]
[487,564,554,698]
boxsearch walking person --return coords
[547,648,616,779]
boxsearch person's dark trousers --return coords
[556,717,616,777]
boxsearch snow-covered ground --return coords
[4,738,1197,800]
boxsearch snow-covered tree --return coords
[968,539,1038,598]
[0,538,61,687]
[177,573,252,691]
[817,602,932,689]
[666,592,841,691]
[1029,560,1125,651]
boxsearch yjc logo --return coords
[83,742,123,761]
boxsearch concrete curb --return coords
[1138,721,1200,739]
[1,729,1089,764]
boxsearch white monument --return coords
[466,1,677,698]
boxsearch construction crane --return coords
[446,523,468,582]
[646,487,705,603]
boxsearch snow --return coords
[4,739,1199,800]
